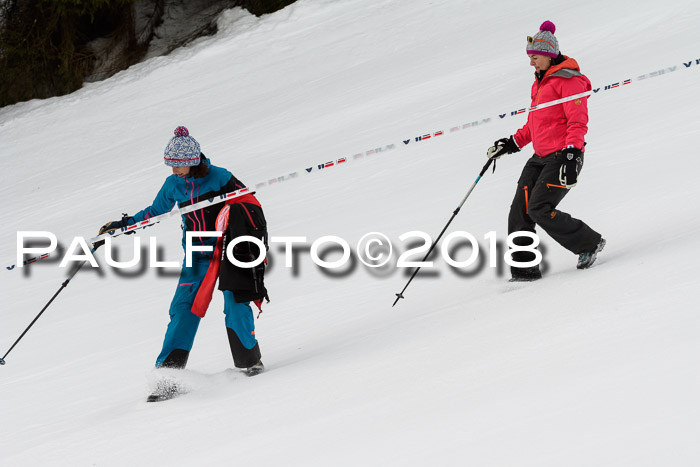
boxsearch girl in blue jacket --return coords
[100,127,263,399]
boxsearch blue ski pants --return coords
[155,254,259,368]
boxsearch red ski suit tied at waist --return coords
[191,193,262,318]
[514,56,591,157]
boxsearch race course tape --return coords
[7,57,699,271]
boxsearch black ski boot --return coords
[509,266,542,282]
[244,360,264,377]
[577,238,606,270]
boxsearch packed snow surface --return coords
[1,0,699,465]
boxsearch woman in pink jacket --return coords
[488,21,605,281]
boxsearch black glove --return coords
[487,136,520,160]
[558,147,583,188]
[95,214,134,250]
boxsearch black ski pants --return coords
[508,153,601,273]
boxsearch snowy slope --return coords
[2,0,700,465]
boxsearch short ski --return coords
[146,380,185,403]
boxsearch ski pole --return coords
[0,258,90,365]
[392,157,494,307]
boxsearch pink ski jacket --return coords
[514,57,591,157]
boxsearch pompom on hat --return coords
[526,21,560,58]
[164,126,201,167]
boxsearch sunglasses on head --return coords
[527,36,555,49]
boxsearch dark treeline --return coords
[0,0,296,107]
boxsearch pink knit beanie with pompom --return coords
[527,21,559,58]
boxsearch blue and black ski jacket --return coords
[130,157,246,256]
